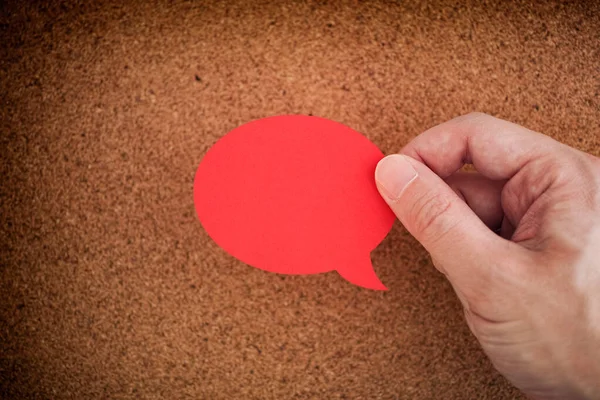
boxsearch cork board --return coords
[1,0,598,399]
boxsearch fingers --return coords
[375,154,507,291]
[400,112,587,244]
[445,172,506,230]
[400,112,564,180]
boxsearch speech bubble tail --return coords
[337,254,387,291]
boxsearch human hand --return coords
[375,113,600,399]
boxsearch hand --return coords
[375,112,600,400]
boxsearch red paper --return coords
[193,115,395,290]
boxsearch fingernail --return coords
[375,154,418,200]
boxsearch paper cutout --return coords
[193,115,395,290]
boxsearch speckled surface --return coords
[1,0,598,398]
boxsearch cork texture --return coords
[1,0,599,399]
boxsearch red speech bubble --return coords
[193,115,395,290]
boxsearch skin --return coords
[374,113,600,399]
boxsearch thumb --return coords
[375,154,502,280]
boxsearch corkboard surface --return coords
[1,1,599,399]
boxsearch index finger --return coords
[401,112,564,180]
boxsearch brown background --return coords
[1,0,599,399]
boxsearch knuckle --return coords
[463,111,491,124]
[589,156,600,200]
[563,151,600,210]
[408,191,456,243]
[466,111,488,119]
